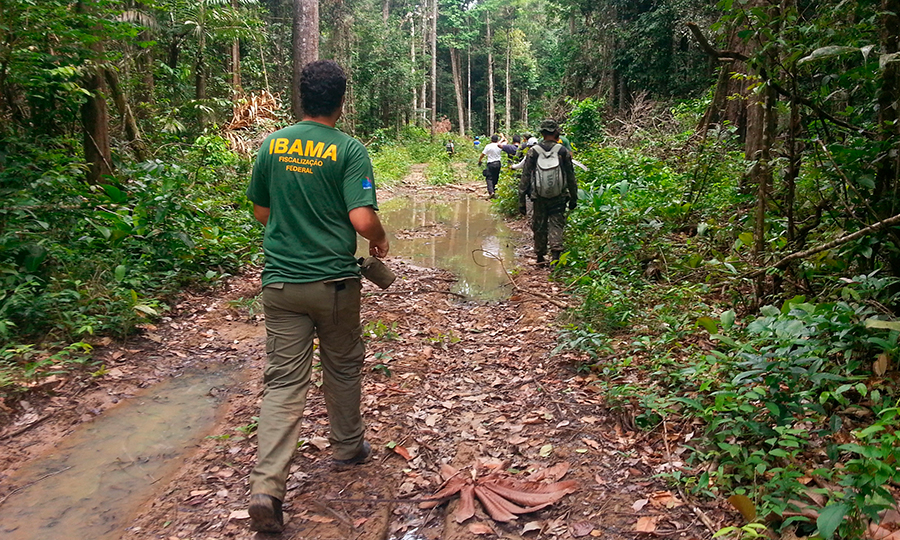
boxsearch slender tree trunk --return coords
[104,68,147,160]
[78,1,112,183]
[430,0,437,137]
[450,48,465,136]
[420,7,427,127]
[504,29,511,131]
[467,46,472,133]
[134,1,154,106]
[875,0,900,275]
[292,0,319,121]
[231,0,242,94]
[486,12,495,135]
[195,31,206,101]
[410,15,417,120]
[522,88,528,127]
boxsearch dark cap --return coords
[539,119,559,134]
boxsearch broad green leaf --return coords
[697,316,719,334]
[720,310,736,330]
[727,494,757,522]
[798,46,859,64]
[865,319,900,331]
[817,503,849,539]
[114,265,127,282]
[133,304,158,316]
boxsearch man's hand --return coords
[370,238,389,258]
[569,200,577,211]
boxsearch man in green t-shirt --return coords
[245,60,389,534]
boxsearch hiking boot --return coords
[551,251,562,262]
[333,440,371,467]
[536,254,546,264]
[248,493,284,534]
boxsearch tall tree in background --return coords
[485,10,495,134]
[292,0,319,120]
[78,0,113,184]
[430,0,438,136]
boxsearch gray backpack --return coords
[532,143,564,198]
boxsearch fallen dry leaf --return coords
[522,521,543,533]
[632,498,649,512]
[307,514,335,524]
[422,462,579,524]
[634,515,660,533]
[228,510,250,521]
[393,444,413,460]
[570,521,594,537]
[468,522,494,535]
[649,490,682,508]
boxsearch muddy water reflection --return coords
[377,194,518,301]
[0,370,236,540]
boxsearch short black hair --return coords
[299,60,347,118]
[512,135,521,143]
[491,134,499,142]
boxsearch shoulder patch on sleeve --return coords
[361,177,373,189]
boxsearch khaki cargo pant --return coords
[249,279,366,501]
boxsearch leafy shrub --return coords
[371,144,412,187]
[564,97,605,148]
[0,133,258,393]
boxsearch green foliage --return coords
[564,97,605,148]
[0,131,258,394]
[363,319,400,341]
[371,145,413,187]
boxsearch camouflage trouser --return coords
[531,196,568,256]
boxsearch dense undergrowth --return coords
[0,122,459,398]
[492,99,900,539]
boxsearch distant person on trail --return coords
[478,134,504,198]
[519,119,577,264]
[445,139,455,158]
[245,60,389,534]
[473,136,481,150]
[501,134,521,165]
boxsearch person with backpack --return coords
[518,119,577,264]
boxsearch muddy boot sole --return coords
[249,494,285,534]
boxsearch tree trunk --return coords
[103,67,147,160]
[292,0,319,121]
[875,0,900,275]
[430,0,437,137]
[78,1,113,184]
[410,15,417,120]
[134,2,154,106]
[504,29,511,132]
[486,12,495,135]
[230,0,242,94]
[382,0,389,24]
[467,46,472,133]
[450,48,465,136]
[420,8,427,127]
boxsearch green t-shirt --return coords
[246,121,378,285]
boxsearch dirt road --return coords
[0,178,716,540]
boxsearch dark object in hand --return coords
[569,200,577,210]
[519,206,527,215]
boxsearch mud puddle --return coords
[375,193,518,301]
[0,367,244,540]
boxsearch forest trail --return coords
[0,170,715,540]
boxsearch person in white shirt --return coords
[477,134,504,198]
